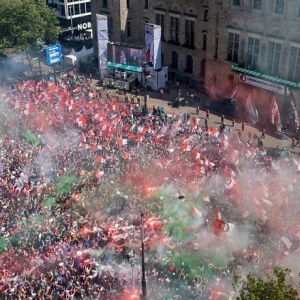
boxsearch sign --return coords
[46,44,62,65]
[96,14,108,79]
[145,24,161,70]
[239,74,286,95]
[78,22,92,30]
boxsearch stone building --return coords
[206,0,300,125]
[90,0,300,124]
[91,0,209,89]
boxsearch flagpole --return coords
[141,212,147,298]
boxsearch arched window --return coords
[200,59,206,77]
[186,55,193,73]
[171,51,178,69]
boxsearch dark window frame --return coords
[227,32,240,63]
[185,20,195,47]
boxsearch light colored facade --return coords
[206,0,300,113]
[91,0,209,89]
[90,0,300,113]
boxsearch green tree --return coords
[233,267,299,300]
[0,0,58,63]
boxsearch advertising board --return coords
[46,44,62,65]
[107,43,144,68]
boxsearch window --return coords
[144,0,148,9]
[86,2,91,12]
[275,0,284,13]
[103,0,107,8]
[267,41,281,76]
[227,32,239,62]
[108,16,113,36]
[204,8,208,21]
[215,36,219,58]
[200,59,206,76]
[80,3,85,14]
[156,14,165,40]
[186,55,193,73]
[233,0,241,5]
[253,0,262,9]
[247,37,260,70]
[288,46,300,82]
[127,0,130,9]
[126,21,131,36]
[202,32,207,50]
[185,20,195,47]
[171,51,178,69]
[74,4,79,15]
[170,17,180,43]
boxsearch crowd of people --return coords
[0,70,299,299]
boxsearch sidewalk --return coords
[90,80,299,158]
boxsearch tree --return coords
[233,267,299,300]
[0,0,58,52]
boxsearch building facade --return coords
[206,0,300,117]
[90,0,300,118]
[91,0,209,89]
[47,0,92,34]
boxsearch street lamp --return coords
[141,212,147,298]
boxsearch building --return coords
[91,0,209,89]
[47,0,92,35]
[206,0,300,125]
[90,0,300,124]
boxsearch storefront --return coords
[231,65,300,132]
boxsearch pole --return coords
[141,212,146,298]
[38,51,42,76]
[69,7,74,36]
[142,63,147,115]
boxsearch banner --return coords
[270,97,282,131]
[145,24,161,70]
[96,14,108,79]
[239,74,286,95]
[246,95,259,125]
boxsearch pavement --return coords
[89,79,299,158]
[0,57,299,158]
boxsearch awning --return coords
[108,61,142,73]
[231,64,300,89]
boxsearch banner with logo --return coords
[239,74,286,95]
[96,14,108,78]
[145,24,161,70]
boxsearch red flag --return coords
[96,156,105,163]
[124,152,131,160]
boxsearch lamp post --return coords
[141,212,147,298]
[142,63,148,115]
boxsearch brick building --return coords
[91,0,209,89]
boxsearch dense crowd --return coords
[0,71,299,300]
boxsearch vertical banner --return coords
[153,25,161,70]
[145,24,161,70]
[96,14,108,79]
[145,24,154,65]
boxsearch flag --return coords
[87,130,94,137]
[94,169,104,178]
[96,156,105,164]
[270,97,282,131]
[124,152,131,160]
[92,144,101,151]
[192,207,202,217]
[118,139,128,146]
[192,150,200,160]
[228,84,237,100]
[246,95,259,124]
